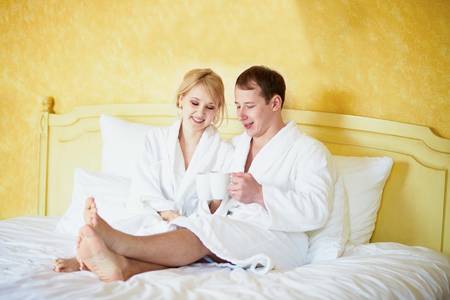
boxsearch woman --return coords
[54,68,232,273]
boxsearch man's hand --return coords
[158,210,180,222]
[228,172,265,207]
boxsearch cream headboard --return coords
[38,97,450,256]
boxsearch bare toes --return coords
[53,257,81,273]
[91,213,98,227]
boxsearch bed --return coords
[1,97,449,299]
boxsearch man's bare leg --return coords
[53,198,98,273]
[53,197,113,273]
[77,225,168,281]
[53,244,166,276]
[53,198,166,276]
[84,198,212,267]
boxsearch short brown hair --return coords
[177,68,226,126]
[235,66,286,107]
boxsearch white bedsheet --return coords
[0,216,449,300]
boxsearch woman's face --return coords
[179,84,218,133]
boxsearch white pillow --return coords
[334,156,393,246]
[307,175,350,263]
[55,168,131,236]
[100,115,153,178]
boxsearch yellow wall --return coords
[1,0,449,219]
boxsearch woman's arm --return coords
[158,210,180,222]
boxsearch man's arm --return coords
[228,172,264,207]
[229,148,334,232]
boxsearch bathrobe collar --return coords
[167,119,183,197]
[167,119,221,214]
[245,121,301,177]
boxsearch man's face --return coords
[234,85,275,138]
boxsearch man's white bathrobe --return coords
[116,120,232,235]
[172,121,335,273]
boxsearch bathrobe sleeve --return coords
[127,130,177,213]
[262,143,334,232]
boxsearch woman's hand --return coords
[209,200,222,214]
[158,210,180,222]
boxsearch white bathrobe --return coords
[117,120,232,235]
[172,121,335,273]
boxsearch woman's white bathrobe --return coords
[172,121,335,273]
[117,120,232,235]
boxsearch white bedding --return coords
[0,217,449,300]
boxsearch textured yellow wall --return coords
[1,0,449,219]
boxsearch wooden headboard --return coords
[38,97,450,256]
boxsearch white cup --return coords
[196,173,212,202]
[210,172,230,200]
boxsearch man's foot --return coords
[84,197,97,225]
[53,257,81,272]
[83,197,120,252]
[77,225,129,282]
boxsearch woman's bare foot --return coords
[77,225,129,282]
[53,257,81,272]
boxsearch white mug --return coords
[210,172,230,200]
[196,173,212,202]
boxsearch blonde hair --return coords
[176,68,226,127]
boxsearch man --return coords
[77,66,335,281]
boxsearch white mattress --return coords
[0,216,449,300]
